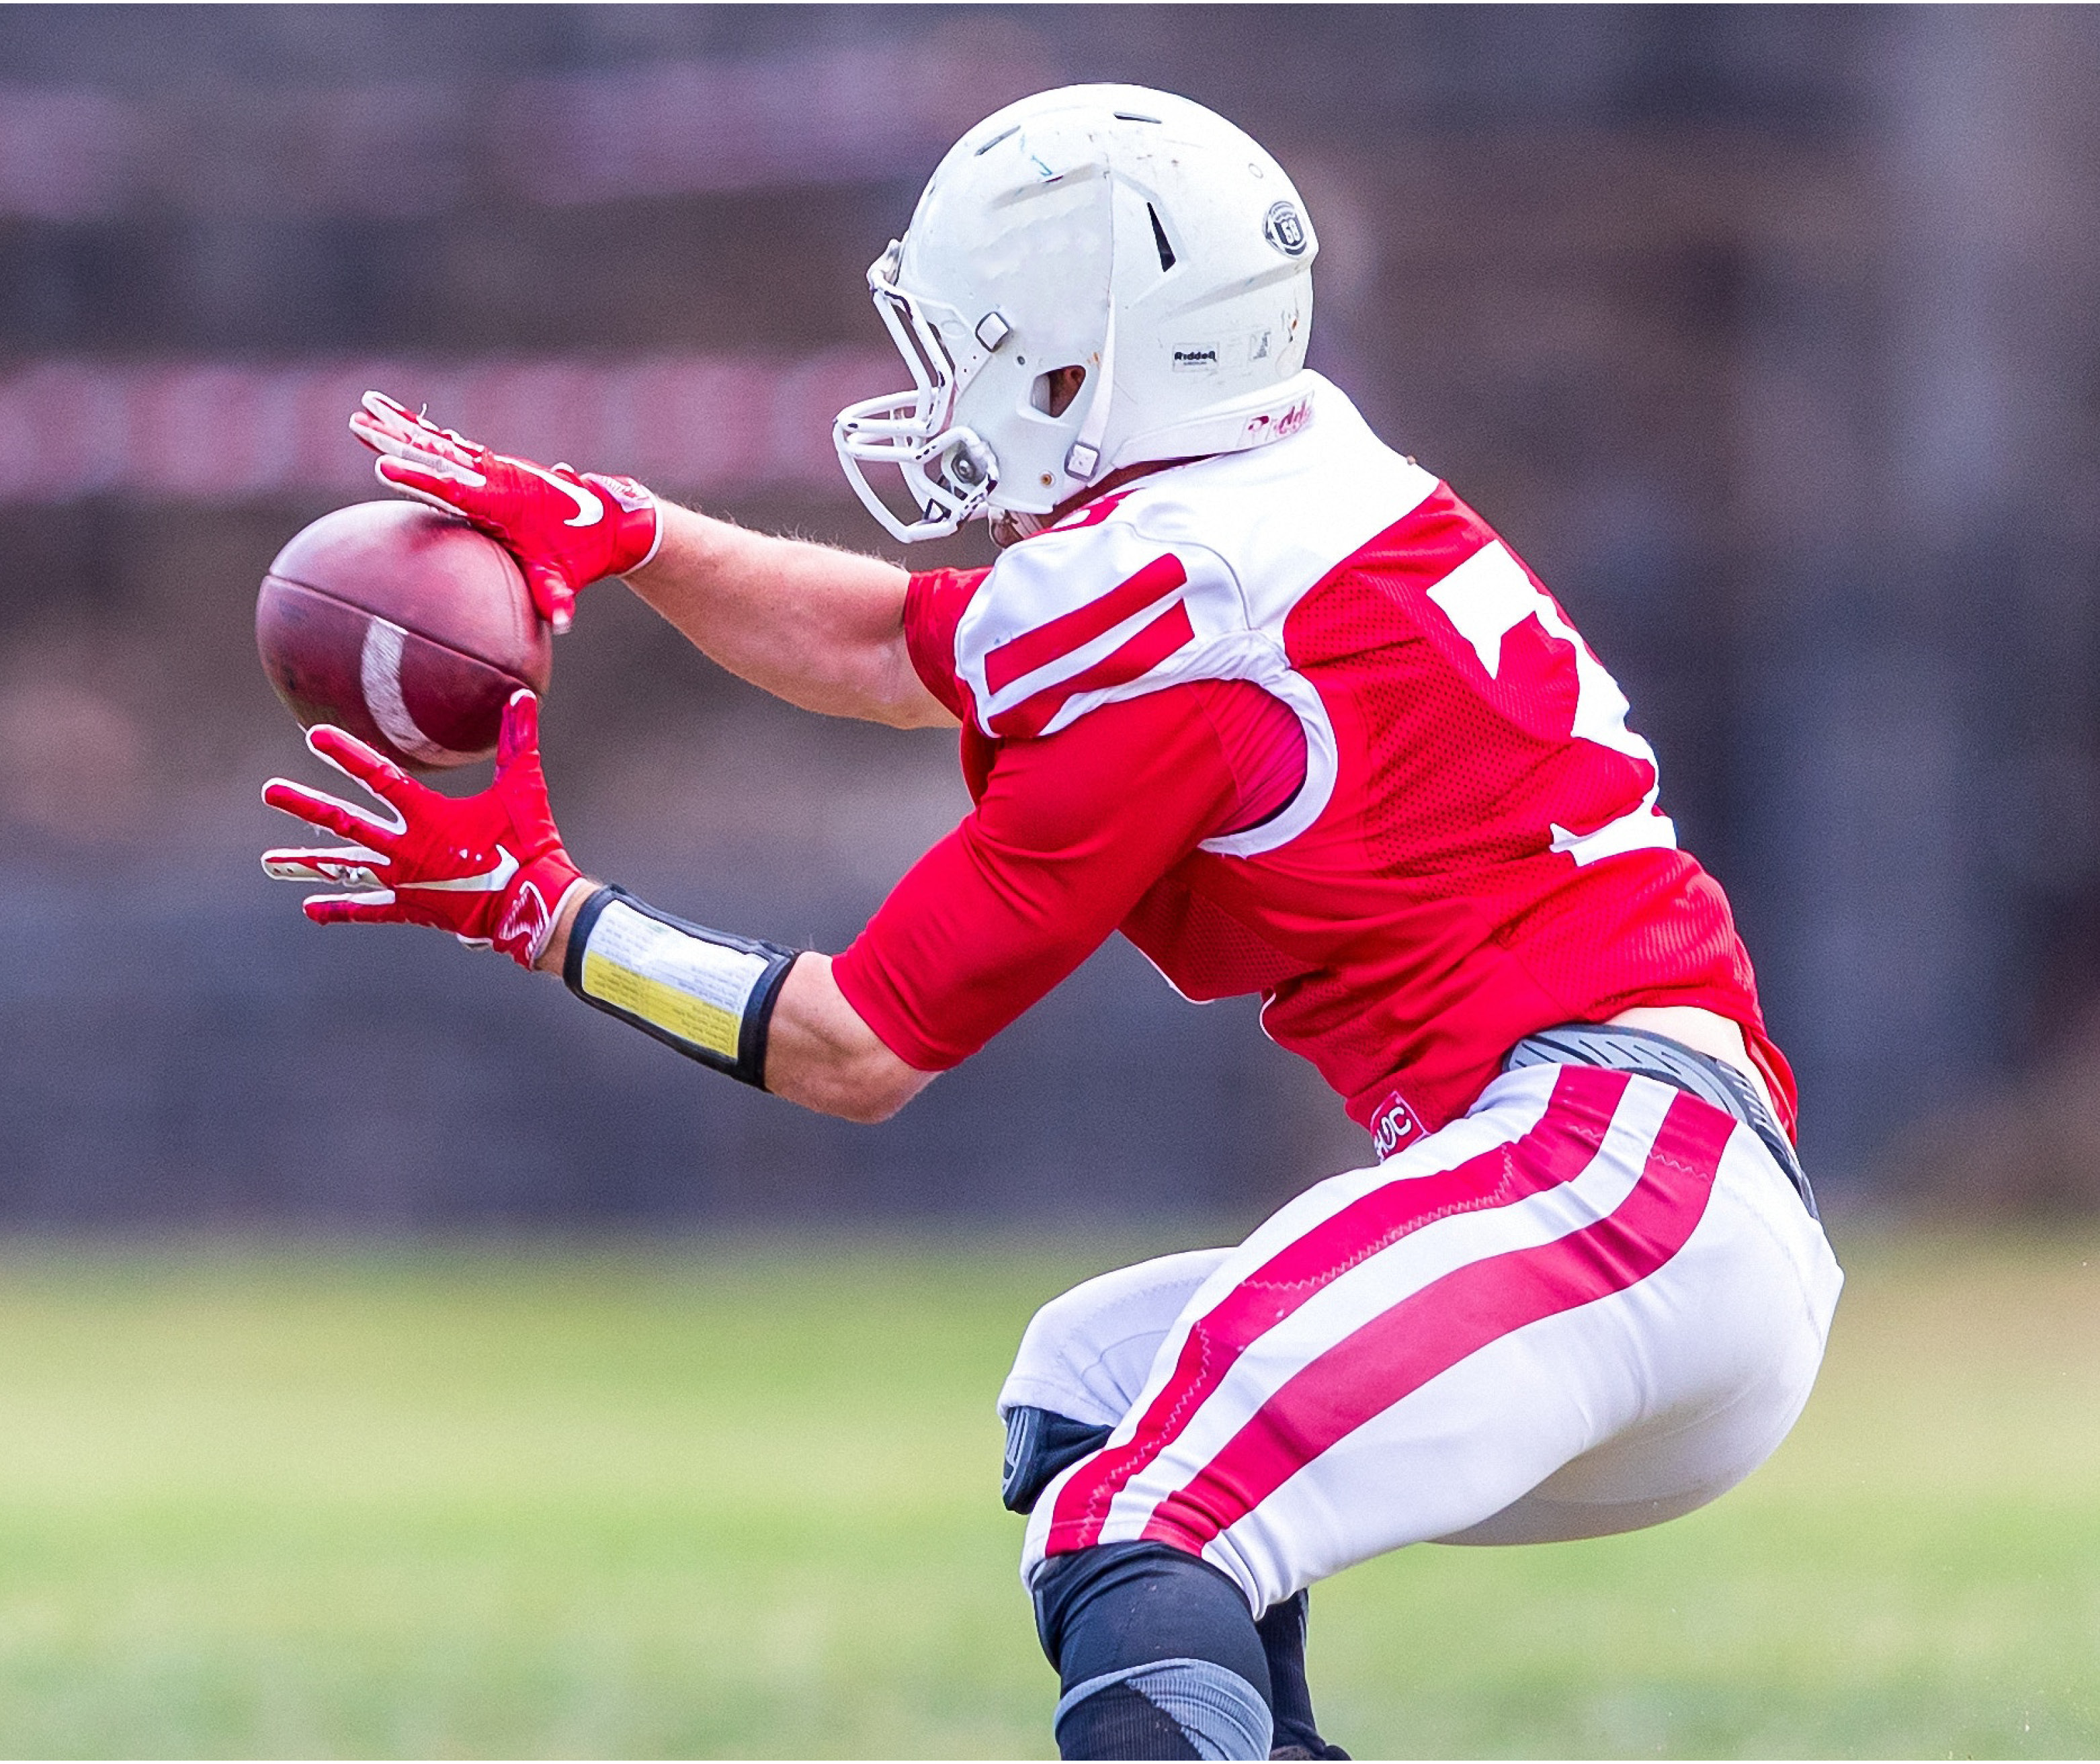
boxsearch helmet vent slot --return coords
[1114,112,1162,124]
[974,125,1019,156]
[1147,203,1177,273]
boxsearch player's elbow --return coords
[830,1087,909,1126]
[789,1068,927,1125]
[828,1050,933,1124]
[765,954,937,1122]
[772,1040,934,1124]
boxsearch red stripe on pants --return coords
[1044,1065,1637,1556]
[1136,1089,1733,1555]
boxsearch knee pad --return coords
[1035,1542,1273,1761]
[1001,1405,1113,1513]
[1054,1659,1272,1761]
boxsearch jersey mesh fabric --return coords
[840,465,1795,1147]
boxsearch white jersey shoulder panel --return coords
[950,376,1437,856]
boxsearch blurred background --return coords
[0,9,2096,1759]
[7,3,2100,1225]
[1,3,2099,1222]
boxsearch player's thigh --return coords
[1000,1245,1234,1427]
[1022,1066,1827,1611]
[1449,1124,1841,1545]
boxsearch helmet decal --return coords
[1263,201,1309,257]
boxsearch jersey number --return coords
[1427,542,1677,866]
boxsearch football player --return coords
[263,85,1842,1762]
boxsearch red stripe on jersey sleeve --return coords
[989,599,1196,739]
[983,553,1188,695]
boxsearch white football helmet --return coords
[834,83,1320,542]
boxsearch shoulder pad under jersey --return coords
[945,379,1439,859]
[952,511,1252,741]
[950,379,1436,744]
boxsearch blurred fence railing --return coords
[0,40,1039,221]
[0,351,895,501]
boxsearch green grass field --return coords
[0,1228,2091,1759]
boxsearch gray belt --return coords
[1502,1022,1817,1218]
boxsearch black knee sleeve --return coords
[1258,1591,1348,1759]
[1001,1405,1113,1513]
[1034,1542,1273,1761]
[1258,1592,1315,1751]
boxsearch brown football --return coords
[256,501,552,770]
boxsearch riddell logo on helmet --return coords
[1172,347,1220,372]
[1263,201,1308,257]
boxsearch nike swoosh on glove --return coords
[349,390,661,632]
[261,689,589,969]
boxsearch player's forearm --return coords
[624,502,956,730]
[537,882,933,1124]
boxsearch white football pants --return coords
[1005,1062,1843,1614]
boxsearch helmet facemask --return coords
[833,244,1002,542]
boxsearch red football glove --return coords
[349,390,661,633]
[261,690,589,970]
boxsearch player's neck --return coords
[991,458,1206,548]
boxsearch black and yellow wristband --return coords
[562,885,798,1089]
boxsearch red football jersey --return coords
[832,376,1794,1154]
